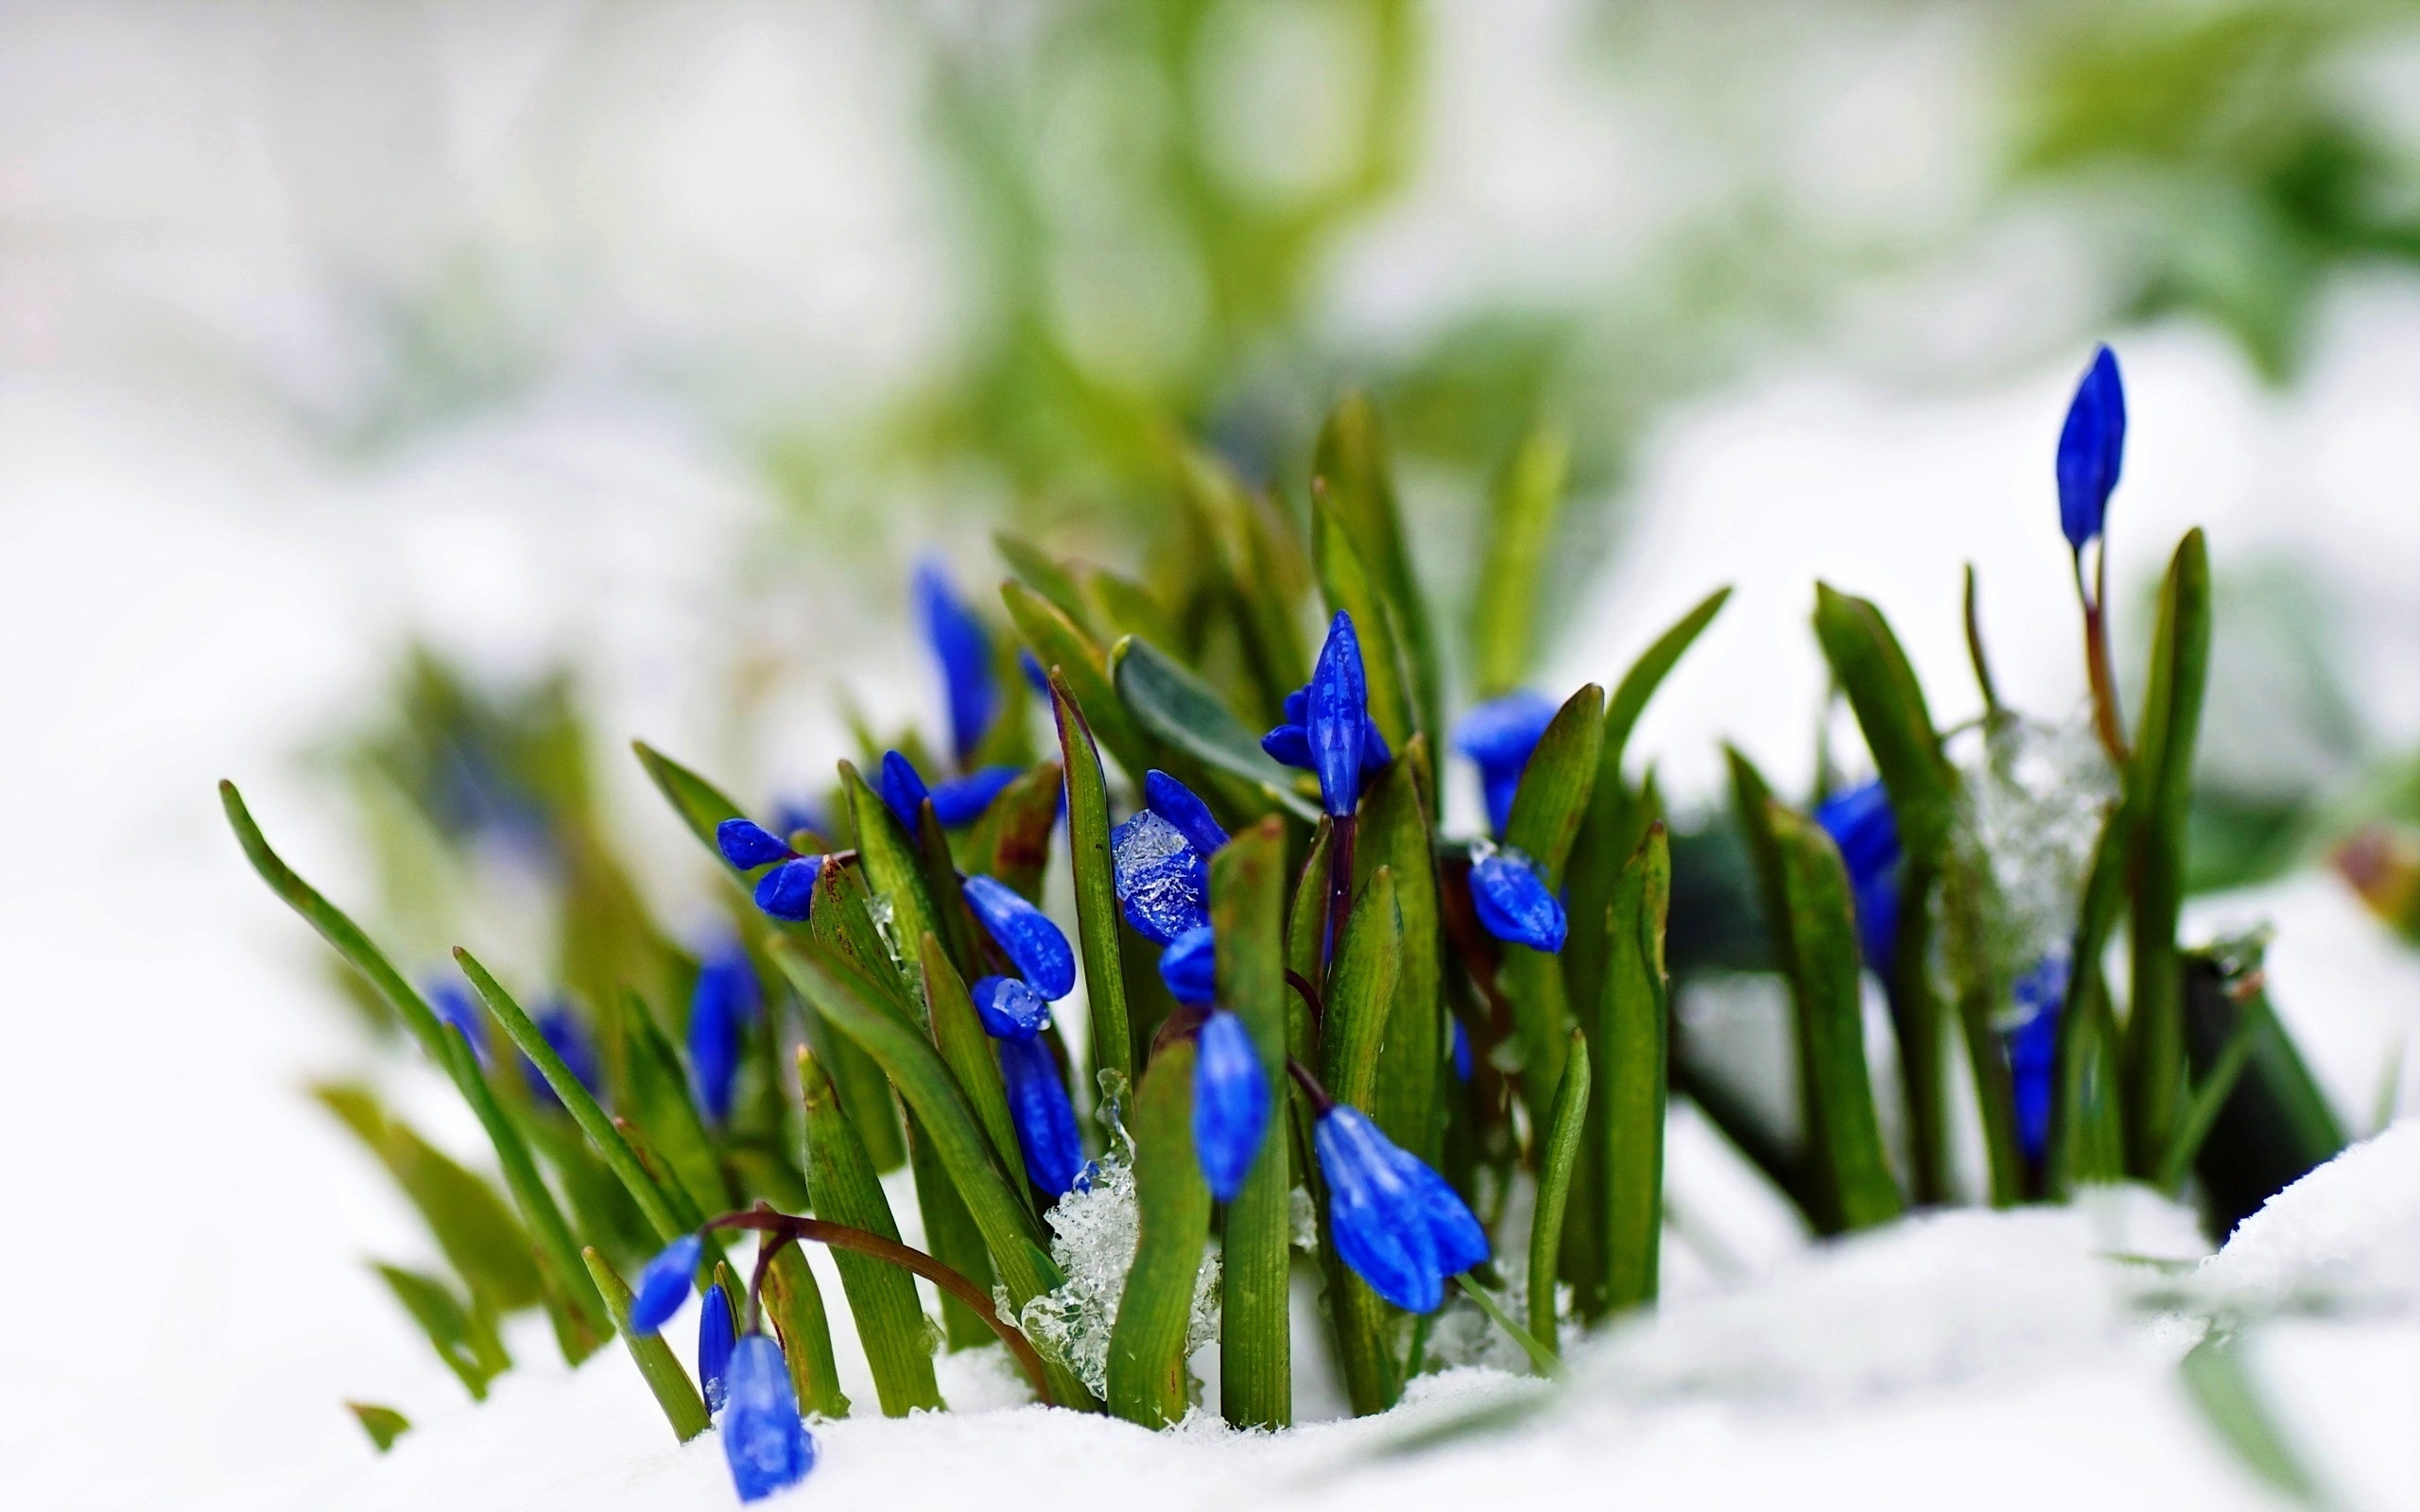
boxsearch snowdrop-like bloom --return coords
[2056,345,2126,549]
[1469,845,1567,953]
[1159,924,1217,1005]
[999,1034,1084,1195]
[698,1285,736,1415]
[972,974,1049,1040]
[1816,780,1901,972]
[523,1000,602,1108]
[689,940,758,1125]
[1262,612,1391,815]
[1455,690,1558,837]
[1315,1106,1488,1314]
[722,1332,817,1502]
[1192,1010,1269,1201]
[2008,954,2068,1163]
[963,875,1076,1000]
[916,558,999,766]
[629,1233,702,1334]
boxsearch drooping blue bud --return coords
[1111,810,1210,945]
[972,974,1049,1040]
[1144,770,1229,858]
[1314,1106,1489,1314]
[1469,847,1567,953]
[722,1332,817,1501]
[752,855,823,923]
[1192,1010,1269,1202]
[1260,614,1391,813]
[698,1284,736,1414]
[916,559,999,766]
[523,1001,602,1108]
[2056,344,2126,549]
[880,750,933,831]
[1454,690,1558,837]
[962,875,1076,999]
[689,941,758,1125]
[2008,954,2068,1163]
[1816,780,1901,972]
[1160,924,1217,1005]
[930,765,1023,827]
[428,979,490,1067]
[629,1233,702,1334]
[1451,1019,1473,1085]
[998,1034,1084,1195]
[717,818,794,870]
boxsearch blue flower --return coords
[722,1332,817,1502]
[883,751,1023,830]
[1018,648,1051,697]
[999,1034,1084,1195]
[717,818,794,870]
[1451,1019,1473,1085]
[1113,810,1209,943]
[753,855,822,923]
[428,979,490,1067]
[771,799,824,843]
[2008,954,2068,1163]
[699,1284,736,1415]
[1469,847,1567,953]
[1315,1106,1489,1314]
[690,941,759,1125]
[1192,1010,1269,1202]
[1261,612,1391,815]
[880,749,932,831]
[972,974,1049,1040]
[1160,924,1218,1005]
[2056,344,2126,549]
[522,1001,602,1108]
[1455,690,1558,837]
[962,875,1076,1000]
[630,1233,702,1333]
[1144,770,1228,856]
[916,559,998,766]
[1816,780,1901,972]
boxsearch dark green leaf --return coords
[314,1083,544,1314]
[1106,1039,1214,1427]
[1321,865,1402,1415]
[631,740,749,855]
[906,1110,998,1353]
[960,760,1063,901]
[994,534,1098,637]
[1111,635,1319,819]
[374,1263,510,1400]
[1469,425,1568,698]
[345,1401,411,1452]
[1312,498,1420,753]
[1212,817,1292,1429]
[1359,741,1443,1159]
[1315,394,1442,752]
[1050,670,1132,1090]
[1594,824,1669,1317]
[1005,580,1151,787]
[920,934,1029,1196]
[581,1246,710,1442]
[1811,584,1955,859]
[1526,1028,1590,1357]
[840,761,944,994]
[1502,686,1605,1134]
[763,1243,850,1419]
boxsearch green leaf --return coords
[920,934,1028,1196]
[1469,425,1568,698]
[2124,529,2214,1177]
[795,1047,942,1416]
[994,533,1098,637]
[1502,685,1606,1134]
[1593,823,1670,1317]
[631,740,749,855]
[1106,1039,1214,1427]
[960,759,1063,901]
[906,1111,999,1353]
[620,989,734,1219]
[1080,564,1180,654]
[314,1083,544,1314]
[1172,446,1311,724]
[1359,741,1443,1160]
[1211,816,1292,1429]
[1321,865,1403,1416]
[762,1244,850,1418]
[2179,1332,2326,1507]
[2160,990,2272,1192]
[1049,670,1132,1090]
[1111,635,1320,820]
[1315,394,1442,753]
[581,1246,711,1442]
[1451,1274,1560,1379]
[840,761,944,993]
[1811,584,1955,858]
[374,1263,510,1400]
[1005,579,1152,788]
[1312,499,1421,755]
[345,1402,411,1453]
[1526,1028,1590,1358]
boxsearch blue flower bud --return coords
[1144,770,1228,857]
[428,980,490,1067]
[630,1233,702,1334]
[1160,924,1217,1005]
[722,1332,817,1501]
[972,974,1049,1040]
[962,875,1076,999]
[2008,954,2068,1163]
[1018,647,1051,696]
[930,765,1022,827]
[916,559,998,765]
[1192,1010,1269,1201]
[1260,722,1313,769]
[1454,690,1558,837]
[771,799,824,843]
[752,855,823,923]
[1469,848,1567,953]
[690,941,758,1125]
[523,1001,602,1108]
[1451,1019,1473,1085]
[1261,614,1391,813]
[698,1284,736,1415]
[717,818,794,870]
[1816,780,1901,972]
[1314,1106,1489,1314]
[880,749,932,831]
[999,1034,1084,1195]
[1111,810,1210,945]
[2056,344,2126,549]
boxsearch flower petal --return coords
[963,874,1077,999]
[972,974,1049,1040]
[1469,849,1567,953]
[1192,1010,1270,1202]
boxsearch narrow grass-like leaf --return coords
[920,934,1028,1195]
[631,740,749,854]
[1315,394,1442,751]
[1106,1039,1214,1427]
[2179,1332,2326,1507]
[374,1263,510,1400]
[1452,1274,1559,1379]
[1322,866,1402,1416]
[1213,816,1292,1429]
[913,801,990,988]
[1527,1028,1590,1357]
[315,1084,545,1313]
[1359,742,1443,1158]
[994,533,1098,636]
[1721,747,1828,1229]
[2048,800,2131,1195]
[1173,445,1311,726]
[961,759,1062,901]
[763,1243,851,1418]
[2124,529,2213,1178]
[1111,635,1320,819]
[346,1402,411,1452]
[1469,425,1567,698]
[1080,564,1179,653]
[621,990,733,1219]
[1006,579,1152,786]
[1312,497,1420,752]
[1811,584,1955,857]
[1502,685,1605,1133]
[841,761,943,989]
[907,1110,999,1352]
[796,1047,942,1416]
[2160,992,2271,1193]
[1595,823,1670,1317]
[581,1246,710,1442]
[1049,669,1132,1089]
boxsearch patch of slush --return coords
[1945,714,2118,1022]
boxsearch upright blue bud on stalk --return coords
[972,974,1049,1040]
[698,1285,736,1415]
[1468,846,1567,953]
[916,558,999,766]
[2056,345,2126,549]
[722,1332,817,1501]
[962,875,1076,999]
[1455,690,1558,837]
[1816,780,1901,972]
[1192,1010,1269,1201]
[523,1001,602,1108]
[1159,924,1218,1005]
[753,856,822,922]
[1315,1106,1489,1314]
[717,818,794,870]
[689,940,759,1125]
[1261,613,1390,813]
[630,1233,702,1333]
[2008,954,2068,1163]
[998,1034,1084,1195]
